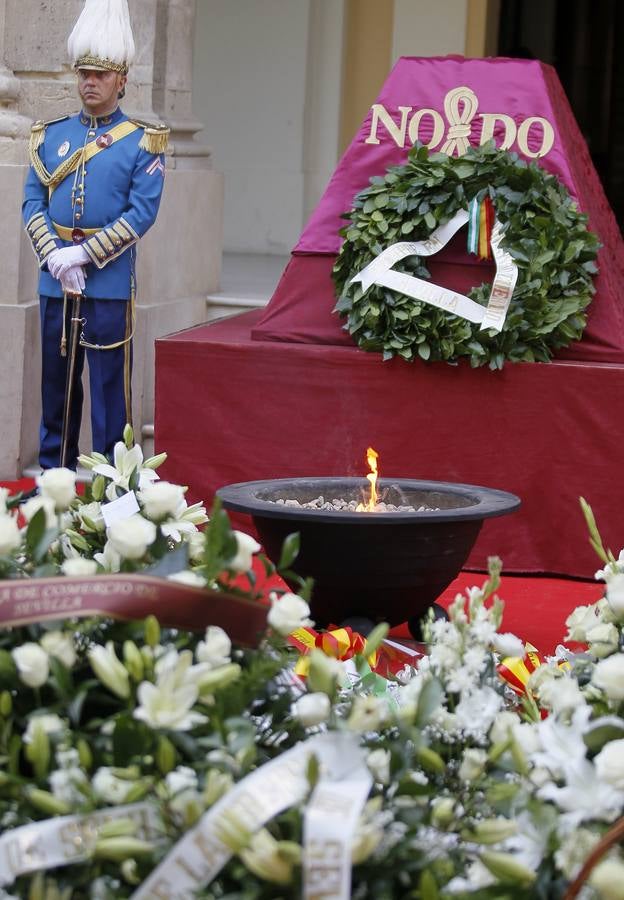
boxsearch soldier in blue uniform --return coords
[22,0,168,470]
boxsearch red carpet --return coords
[2,480,602,656]
[232,562,602,657]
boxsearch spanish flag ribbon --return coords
[498,642,570,700]
[467,195,494,260]
[497,642,545,696]
[287,626,420,679]
[288,625,375,677]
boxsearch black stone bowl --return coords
[217,478,520,636]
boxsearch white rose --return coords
[458,748,488,783]
[40,631,77,669]
[366,748,391,784]
[92,767,134,804]
[594,739,624,789]
[23,714,65,743]
[196,626,232,669]
[589,859,624,900]
[166,571,207,588]
[491,632,525,659]
[606,573,624,620]
[291,692,331,728]
[540,677,586,715]
[21,495,56,528]
[12,642,49,688]
[564,604,601,642]
[61,558,98,577]
[592,654,624,701]
[139,481,186,520]
[586,622,620,658]
[0,515,20,555]
[188,530,206,562]
[228,531,261,573]
[267,592,312,636]
[76,501,105,532]
[512,722,541,756]
[107,515,157,560]
[165,766,201,818]
[489,710,520,745]
[36,468,77,511]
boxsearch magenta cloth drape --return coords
[252,56,624,363]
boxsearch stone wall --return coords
[0,0,223,477]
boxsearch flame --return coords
[357,447,379,512]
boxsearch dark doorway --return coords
[498,0,623,227]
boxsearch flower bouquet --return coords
[1,436,624,899]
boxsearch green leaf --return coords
[278,532,300,570]
[113,714,152,766]
[418,342,431,361]
[25,506,47,556]
[415,677,444,726]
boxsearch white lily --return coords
[92,442,159,495]
[160,500,209,543]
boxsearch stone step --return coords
[206,252,287,314]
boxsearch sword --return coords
[60,291,83,469]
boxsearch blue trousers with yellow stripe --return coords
[39,295,133,470]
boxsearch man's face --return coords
[77,68,126,116]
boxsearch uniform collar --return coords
[79,106,125,128]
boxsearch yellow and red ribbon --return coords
[287,626,419,679]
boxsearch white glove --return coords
[60,265,86,295]
[47,245,90,279]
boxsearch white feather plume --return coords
[67,0,136,68]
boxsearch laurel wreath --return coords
[332,142,600,368]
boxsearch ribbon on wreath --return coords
[349,205,518,334]
[467,195,495,260]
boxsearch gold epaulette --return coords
[130,118,170,155]
[29,114,71,153]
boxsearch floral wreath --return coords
[332,142,600,369]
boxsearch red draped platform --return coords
[155,57,624,583]
[155,309,624,580]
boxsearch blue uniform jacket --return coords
[22,106,166,299]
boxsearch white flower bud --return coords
[23,713,65,743]
[12,642,49,688]
[21,495,57,528]
[291,692,331,728]
[267,592,312,636]
[196,626,232,669]
[88,642,131,699]
[166,570,207,588]
[228,531,261,573]
[366,748,391,784]
[0,515,20,555]
[107,515,157,560]
[592,653,624,701]
[594,738,624,790]
[40,631,77,669]
[605,572,624,620]
[139,481,186,520]
[61,558,98,578]
[36,468,76,510]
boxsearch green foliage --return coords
[333,142,600,368]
